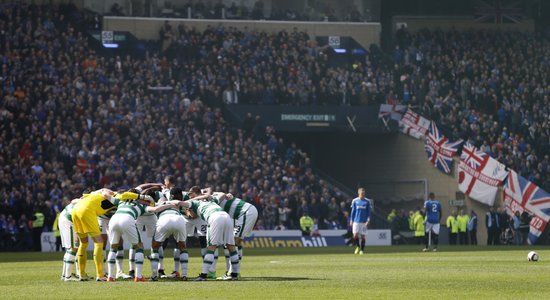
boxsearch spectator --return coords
[498,207,509,244]
[457,209,470,245]
[486,207,500,245]
[278,198,292,228]
[519,212,532,245]
[408,210,415,231]
[327,197,340,225]
[387,209,397,223]
[311,218,321,237]
[31,208,45,252]
[511,211,522,246]
[263,198,278,230]
[0,214,6,248]
[468,210,478,245]
[110,3,124,16]
[412,207,425,245]
[446,209,458,245]
[299,213,314,236]
[17,214,32,250]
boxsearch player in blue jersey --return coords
[423,192,442,252]
[350,187,372,255]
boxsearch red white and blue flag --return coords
[503,170,550,244]
[458,143,508,206]
[424,122,463,174]
[399,109,430,139]
[474,0,524,24]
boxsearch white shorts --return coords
[136,213,158,238]
[98,217,110,235]
[425,222,440,235]
[108,214,141,246]
[235,206,258,238]
[206,212,235,246]
[59,215,78,249]
[352,222,367,236]
[184,216,207,237]
[154,214,187,243]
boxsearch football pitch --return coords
[1,246,549,299]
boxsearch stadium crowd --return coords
[152,0,367,22]
[1,2,549,251]
[0,3,349,251]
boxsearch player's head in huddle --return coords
[144,189,160,202]
[170,187,184,200]
[188,186,202,197]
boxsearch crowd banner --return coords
[424,121,463,174]
[503,169,550,244]
[399,109,430,139]
[458,143,508,206]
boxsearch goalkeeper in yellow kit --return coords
[71,189,152,281]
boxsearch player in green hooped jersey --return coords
[169,186,241,281]
[105,191,175,282]
[175,187,220,279]
[209,192,258,277]
[59,198,80,281]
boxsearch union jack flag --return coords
[503,170,550,244]
[460,143,487,169]
[424,122,463,174]
[474,0,524,24]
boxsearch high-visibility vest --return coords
[32,212,45,228]
[300,216,314,232]
[446,216,458,233]
[413,213,425,237]
[53,212,60,237]
[387,211,397,222]
[457,215,470,233]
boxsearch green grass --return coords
[1,246,549,299]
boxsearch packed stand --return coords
[0,3,351,251]
[156,0,368,22]
[161,22,388,106]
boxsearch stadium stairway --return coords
[313,167,391,230]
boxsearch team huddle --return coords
[58,176,258,282]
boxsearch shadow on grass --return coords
[240,277,319,281]
[149,277,318,282]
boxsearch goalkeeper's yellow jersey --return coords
[74,192,118,216]
[72,191,123,236]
